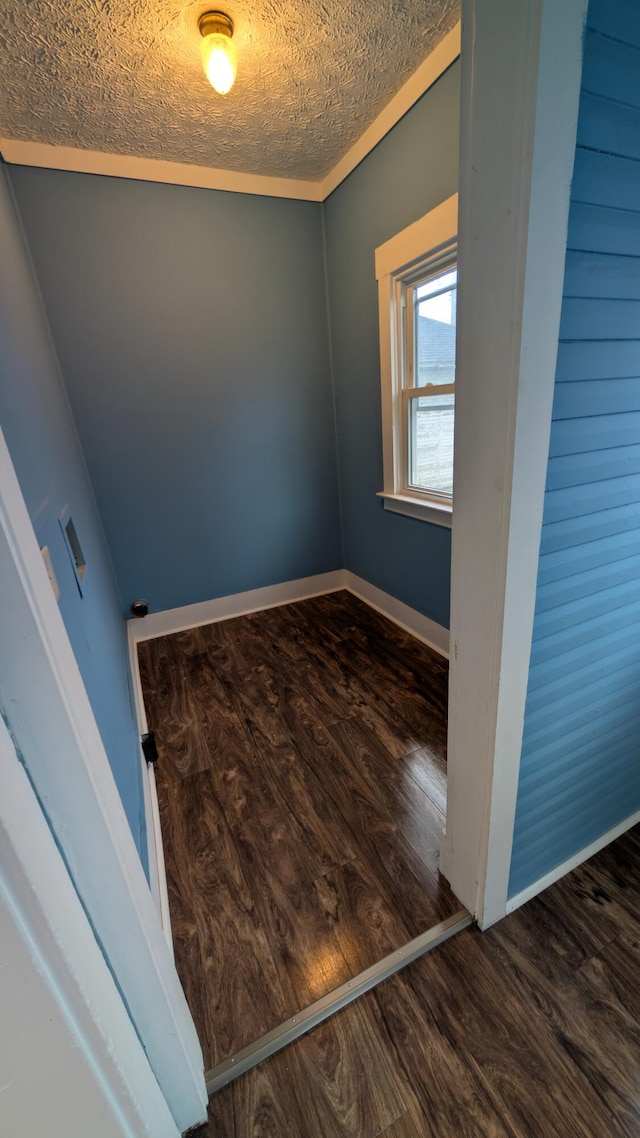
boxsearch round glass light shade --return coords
[201,33,237,95]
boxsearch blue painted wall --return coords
[509,0,640,897]
[0,163,147,872]
[9,170,343,614]
[323,62,460,630]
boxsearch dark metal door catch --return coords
[141,731,159,765]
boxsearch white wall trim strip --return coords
[127,624,174,954]
[0,139,324,202]
[344,571,449,658]
[0,23,460,204]
[505,808,640,916]
[129,570,348,641]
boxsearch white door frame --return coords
[0,713,183,1137]
[0,427,207,1133]
[441,0,587,928]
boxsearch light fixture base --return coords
[199,11,234,39]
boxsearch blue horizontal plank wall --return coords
[9,170,342,615]
[509,0,640,898]
[0,163,147,872]
[323,63,460,630]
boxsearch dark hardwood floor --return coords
[138,590,458,1068]
[198,824,640,1137]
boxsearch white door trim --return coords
[128,623,174,950]
[441,0,587,928]
[0,714,183,1137]
[0,426,207,1132]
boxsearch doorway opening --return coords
[137,588,469,1086]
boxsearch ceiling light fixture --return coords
[199,11,237,95]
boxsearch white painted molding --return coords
[319,23,461,199]
[505,808,640,915]
[374,193,458,280]
[0,22,460,203]
[128,624,174,953]
[377,492,453,528]
[128,567,450,659]
[345,572,449,659]
[0,424,207,1132]
[0,712,182,1137]
[375,193,458,528]
[129,570,347,641]
[0,139,324,202]
[441,0,587,931]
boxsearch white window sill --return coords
[377,491,453,529]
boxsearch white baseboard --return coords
[344,572,450,658]
[505,806,640,916]
[129,570,347,642]
[128,568,450,657]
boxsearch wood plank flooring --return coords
[198,824,640,1137]
[138,591,458,1068]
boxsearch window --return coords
[375,194,458,527]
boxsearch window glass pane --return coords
[409,393,454,495]
[414,268,457,388]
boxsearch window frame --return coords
[375,193,458,528]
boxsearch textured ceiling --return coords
[0,0,459,181]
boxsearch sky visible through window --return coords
[411,268,456,494]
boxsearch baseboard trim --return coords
[128,569,450,660]
[128,569,451,659]
[505,806,640,916]
[129,570,347,642]
[205,909,471,1096]
[344,572,450,658]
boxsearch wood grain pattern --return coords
[203,826,640,1137]
[139,590,455,1066]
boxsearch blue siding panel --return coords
[536,579,640,633]
[582,31,640,109]
[577,92,640,161]
[546,444,640,488]
[563,251,640,301]
[526,647,640,713]
[571,149,640,211]
[540,501,640,552]
[560,298,640,340]
[509,2,640,898]
[548,412,640,456]
[543,475,640,522]
[588,0,640,50]
[538,528,640,578]
[568,203,640,259]
[553,379,640,419]
[556,339,640,381]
